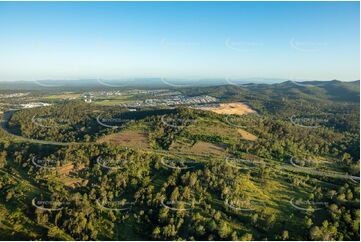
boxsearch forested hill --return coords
[0,79,359,240]
[180,80,360,103]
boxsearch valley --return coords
[0,80,359,240]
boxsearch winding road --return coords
[1,110,85,146]
[1,110,359,182]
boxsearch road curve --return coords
[1,110,82,146]
[1,110,359,182]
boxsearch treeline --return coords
[0,139,359,240]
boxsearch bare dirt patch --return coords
[190,141,225,156]
[61,176,86,188]
[52,163,87,188]
[97,130,150,149]
[197,102,255,116]
[170,140,225,156]
[57,163,74,175]
[237,128,257,141]
[56,163,85,175]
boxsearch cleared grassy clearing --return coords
[170,140,226,156]
[97,130,150,149]
[186,120,240,142]
[43,93,81,100]
[60,176,86,188]
[190,141,226,156]
[186,119,257,143]
[93,95,133,105]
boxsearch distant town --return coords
[82,89,218,107]
[0,89,219,112]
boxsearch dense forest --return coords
[0,81,359,240]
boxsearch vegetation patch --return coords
[97,130,150,149]
[190,141,226,156]
[43,93,81,100]
[185,119,245,143]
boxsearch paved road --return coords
[278,163,360,181]
[1,110,84,146]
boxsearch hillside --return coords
[0,81,359,240]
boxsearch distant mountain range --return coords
[0,78,359,91]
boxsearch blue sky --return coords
[0,1,359,82]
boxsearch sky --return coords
[0,1,359,82]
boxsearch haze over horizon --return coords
[0,1,359,82]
